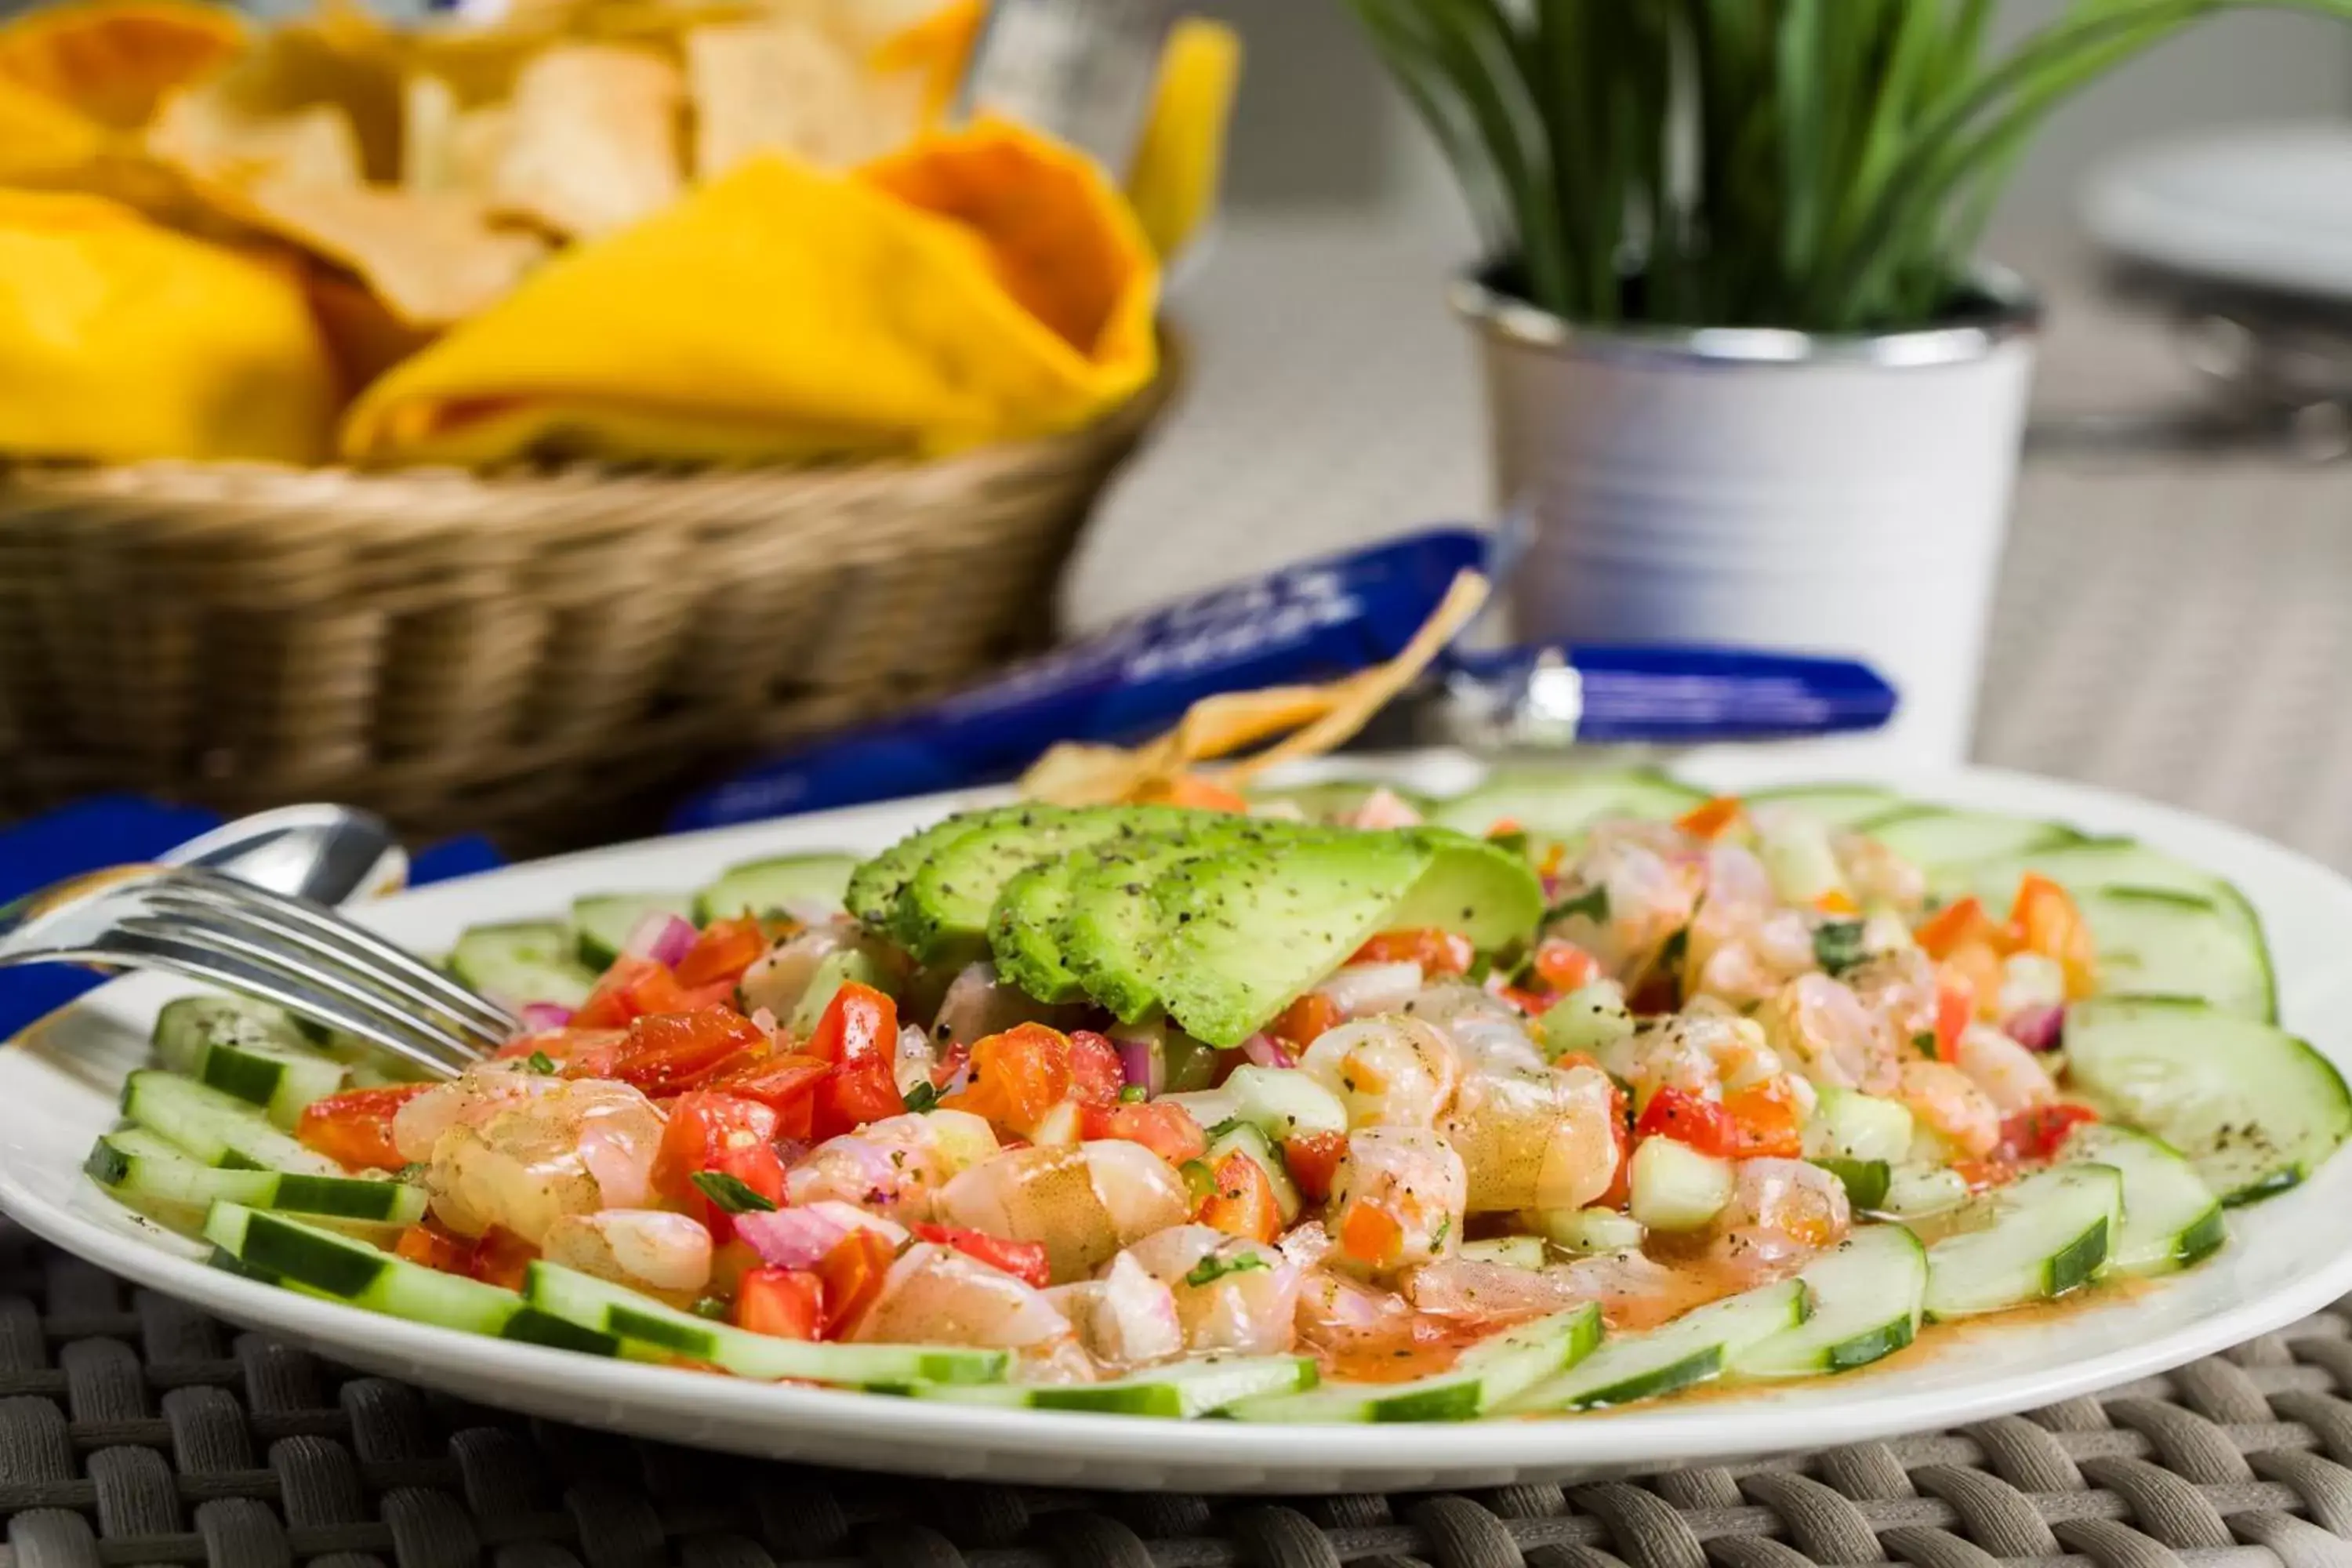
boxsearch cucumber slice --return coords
[153,998,350,1128]
[153,996,306,1075]
[570,893,691,969]
[920,1354,1316,1417]
[1204,1121,1302,1225]
[1501,1279,1809,1413]
[786,948,895,1036]
[1805,1088,1915,1165]
[1227,1304,1601,1423]
[2063,997,2350,1203]
[1922,1163,2122,1319]
[1880,1163,1969,1218]
[1744,784,1904,830]
[123,1071,346,1177]
[1458,1236,1548,1269]
[88,1129,423,1229]
[695,854,860,925]
[448,922,597,1011]
[2060,1123,2227,1273]
[1857,808,2080,875]
[2074,887,2271,1020]
[1813,1158,1892,1212]
[204,1204,618,1352]
[1430,767,1707,839]
[1220,1065,1348,1139]
[1734,1225,1925,1377]
[521,1261,1007,1386]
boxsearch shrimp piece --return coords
[1403,984,1548,1075]
[1345,788,1425,830]
[403,1069,666,1245]
[1759,972,1901,1094]
[786,1109,998,1218]
[1328,1127,1467,1275]
[1702,1158,1851,1287]
[541,1209,711,1298]
[1298,1015,1460,1129]
[1541,1248,1722,1332]
[851,1242,1093,1382]
[1845,948,1940,1051]
[1548,825,1705,982]
[1686,844,1817,1007]
[735,918,882,1022]
[1623,1011,1792,1110]
[1953,1023,2058,1114]
[1122,1225,1303,1356]
[1897,1059,2002,1159]
[392,1062,569,1161]
[1835,831,1928,913]
[1053,1251,1185,1370]
[935,1140,1189,1283]
[1438,1062,1620,1213]
[1405,1258,1588,1327]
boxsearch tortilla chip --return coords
[0,0,245,130]
[400,71,512,198]
[684,16,921,178]
[300,259,437,394]
[490,42,681,238]
[1021,572,1492,806]
[148,86,362,186]
[228,176,547,326]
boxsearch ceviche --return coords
[91,770,2350,1421]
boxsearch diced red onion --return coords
[517,1002,574,1033]
[2006,1004,2065,1052]
[625,913,698,967]
[732,1207,848,1269]
[1113,1028,1163,1097]
[1241,1033,1296,1070]
[748,1007,779,1036]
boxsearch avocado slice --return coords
[1151,832,1438,1047]
[845,807,1024,932]
[1056,818,1310,1023]
[892,805,1211,964]
[990,859,1089,1004]
[1389,829,1546,949]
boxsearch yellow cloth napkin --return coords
[341,117,1158,466]
[1126,17,1240,261]
[0,188,336,463]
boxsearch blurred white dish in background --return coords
[2085,122,2352,301]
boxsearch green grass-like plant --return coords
[1346,0,2352,332]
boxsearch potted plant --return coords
[1345,0,2352,764]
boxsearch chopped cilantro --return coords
[1658,927,1689,968]
[1185,1251,1272,1287]
[1178,1158,1218,1204]
[691,1171,779,1214]
[1489,829,1530,859]
[1465,952,1494,985]
[394,1162,428,1185]
[691,1296,732,1321]
[1812,920,1869,977]
[1206,1117,1248,1143]
[524,1051,557,1075]
[902,1081,941,1113]
[1912,1030,1939,1059]
[1431,1214,1452,1250]
[1548,884,1610,925]
[1119,1084,1149,1104]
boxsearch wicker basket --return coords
[0,347,1179,855]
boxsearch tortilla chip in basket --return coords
[147,87,362,186]
[400,71,511,197]
[0,0,245,129]
[225,176,548,327]
[487,42,681,238]
[685,16,921,178]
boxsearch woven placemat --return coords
[4,1214,2352,1568]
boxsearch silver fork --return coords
[0,865,516,1078]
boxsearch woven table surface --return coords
[13,223,2352,1566]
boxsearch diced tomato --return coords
[930,1035,971,1092]
[803,982,906,1138]
[1722,1079,1806,1160]
[1932,977,1976,1061]
[1675,796,1746,840]
[1080,1101,1208,1165]
[471,1226,538,1291]
[1067,1030,1127,1108]
[394,1220,474,1276]
[735,1266,824,1341]
[597,1006,768,1097]
[1338,1200,1404,1267]
[674,917,768,989]
[1150,772,1250,813]
[1281,1131,1348,1205]
[652,1091,781,1200]
[910,1223,1051,1289]
[1271,992,1341,1050]
[812,1229,896,1335]
[1486,816,1524,839]
[1194,1149,1281,1243]
[295,1084,432,1172]
[706,1052,832,1140]
[1915,897,2006,961]
[1352,928,1475,975]
[1632,1086,1740,1160]
[572,955,697,1030]
[1998,1102,2102,1165]
[1493,984,1552,1017]
[2010,874,2097,999]
[1530,938,1602,995]
[1950,1158,2015,1193]
[700,1143,788,1236]
[942,1022,1074,1135]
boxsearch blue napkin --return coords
[0,797,504,1037]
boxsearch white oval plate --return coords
[5,751,2351,1494]
[2085,123,2352,302]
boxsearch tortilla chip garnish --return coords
[685,16,921,179]
[148,87,362,186]
[487,42,681,238]
[0,0,245,129]
[400,72,511,198]
[227,177,548,326]
[1021,572,1492,807]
